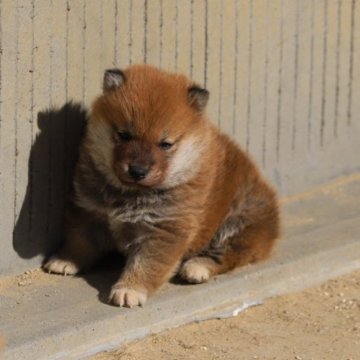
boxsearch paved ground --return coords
[1,174,360,360]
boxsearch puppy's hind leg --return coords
[44,234,100,276]
[43,205,114,275]
[180,212,279,283]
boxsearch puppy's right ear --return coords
[103,69,126,92]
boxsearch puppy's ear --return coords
[188,85,209,111]
[103,69,126,92]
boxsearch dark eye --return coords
[159,141,173,150]
[118,131,133,141]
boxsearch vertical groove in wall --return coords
[0,0,17,271]
[175,1,191,75]
[82,1,86,102]
[261,0,280,173]
[114,0,118,65]
[159,1,176,71]
[219,1,235,134]
[232,0,239,135]
[12,0,34,253]
[102,1,115,68]
[65,0,69,101]
[143,0,148,63]
[64,0,70,199]
[290,0,306,165]
[29,0,46,256]
[334,0,342,138]
[51,0,67,241]
[314,1,325,153]
[174,0,179,70]
[262,0,270,168]
[159,0,163,67]
[49,0,53,103]
[347,0,356,126]
[322,1,337,150]
[188,1,191,77]
[217,5,224,128]
[204,0,208,87]
[100,0,104,66]
[190,0,194,77]
[132,3,140,64]
[13,0,19,225]
[291,0,300,152]
[248,1,267,163]
[320,0,328,147]
[114,0,125,66]
[144,0,161,67]
[29,0,35,238]
[281,0,296,169]
[46,0,54,236]
[307,0,315,151]
[190,0,205,85]
[246,0,253,152]
[129,0,133,64]
[276,0,284,162]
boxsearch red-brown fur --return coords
[44,65,280,307]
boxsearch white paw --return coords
[180,258,211,284]
[109,286,147,308]
[43,256,79,276]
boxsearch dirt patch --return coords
[0,268,42,290]
[92,269,360,360]
[0,268,63,296]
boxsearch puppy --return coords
[44,65,280,307]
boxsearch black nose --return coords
[128,165,149,181]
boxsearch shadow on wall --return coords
[13,102,87,260]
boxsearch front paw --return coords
[43,256,79,276]
[109,285,147,308]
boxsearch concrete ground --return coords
[1,174,360,360]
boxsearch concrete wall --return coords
[0,0,359,276]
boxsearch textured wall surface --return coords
[0,0,359,276]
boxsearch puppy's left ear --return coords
[103,68,126,92]
[188,86,209,111]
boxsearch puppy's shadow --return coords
[81,253,127,304]
[82,257,191,305]
[170,274,191,286]
[13,102,87,259]
[83,257,192,305]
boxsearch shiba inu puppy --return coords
[44,65,280,307]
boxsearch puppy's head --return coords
[87,65,210,189]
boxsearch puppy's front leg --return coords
[110,223,191,308]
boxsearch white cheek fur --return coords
[164,136,205,188]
